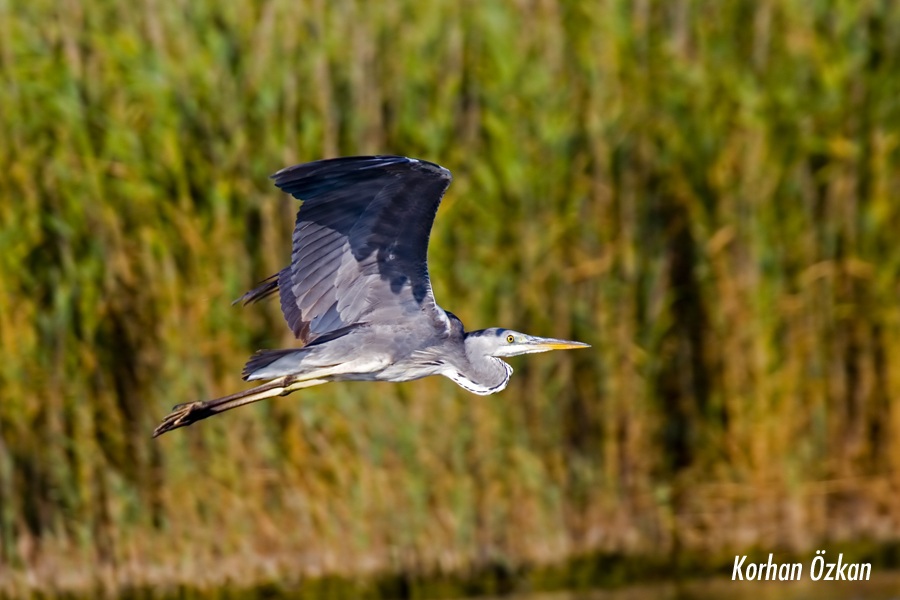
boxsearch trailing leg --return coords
[152,376,327,437]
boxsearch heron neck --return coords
[453,341,512,395]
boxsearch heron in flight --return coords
[153,156,588,437]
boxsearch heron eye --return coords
[506,334,515,343]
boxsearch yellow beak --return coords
[525,336,591,353]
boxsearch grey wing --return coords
[239,155,453,346]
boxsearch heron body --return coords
[154,156,587,437]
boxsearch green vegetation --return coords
[2,0,900,596]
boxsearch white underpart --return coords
[251,353,392,381]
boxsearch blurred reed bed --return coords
[1,0,900,595]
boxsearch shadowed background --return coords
[2,0,900,596]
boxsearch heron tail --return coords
[241,348,303,380]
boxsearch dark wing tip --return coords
[270,155,451,191]
[232,273,280,306]
[403,156,452,182]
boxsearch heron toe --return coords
[153,402,208,437]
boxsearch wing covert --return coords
[269,156,452,345]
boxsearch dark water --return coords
[478,574,900,600]
[13,572,897,600]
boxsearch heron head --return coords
[468,328,590,358]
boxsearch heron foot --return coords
[152,401,212,438]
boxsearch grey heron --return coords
[153,156,588,437]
